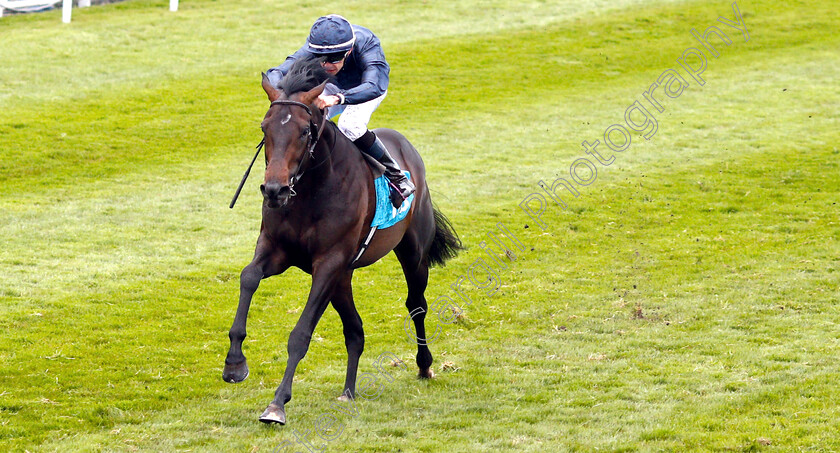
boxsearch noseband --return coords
[266,99,330,196]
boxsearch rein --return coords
[229,99,329,209]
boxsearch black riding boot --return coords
[357,132,416,208]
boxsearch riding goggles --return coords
[320,51,349,64]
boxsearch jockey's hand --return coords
[315,94,341,109]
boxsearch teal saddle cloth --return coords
[370,171,414,229]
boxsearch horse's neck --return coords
[323,122,369,172]
[301,122,372,198]
[264,123,374,249]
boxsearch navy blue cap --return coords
[306,15,356,54]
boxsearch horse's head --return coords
[259,60,329,208]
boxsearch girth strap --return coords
[350,227,377,267]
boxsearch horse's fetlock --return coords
[416,349,433,369]
[229,328,247,342]
[345,340,364,356]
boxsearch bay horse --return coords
[222,58,462,425]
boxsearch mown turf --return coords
[1,0,839,451]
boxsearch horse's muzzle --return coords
[260,182,293,208]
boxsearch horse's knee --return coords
[287,329,312,358]
[240,265,262,290]
[345,331,364,356]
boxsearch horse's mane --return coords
[278,57,331,96]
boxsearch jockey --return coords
[266,14,415,207]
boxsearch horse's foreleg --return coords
[331,274,364,400]
[260,259,347,425]
[222,263,261,383]
[223,245,286,384]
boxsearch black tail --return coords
[427,204,464,267]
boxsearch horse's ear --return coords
[261,72,281,102]
[299,80,328,106]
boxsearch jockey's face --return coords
[321,50,350,76]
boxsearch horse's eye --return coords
[300,129,310,140]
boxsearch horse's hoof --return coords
[222,360,249,384]
[418,368,435,379]
[337,394,353,402]
[259,403,286,425]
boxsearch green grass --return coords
[1,0,839,451]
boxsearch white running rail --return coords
[0,0,177,22]
[0,0,61,15]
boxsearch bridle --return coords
[266,99,331,196]
[228,98,330,209]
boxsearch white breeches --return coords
[324,84,387,141]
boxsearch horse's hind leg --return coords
[395,240,435,379]
[330,273,365,400]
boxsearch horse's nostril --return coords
[261,183,291,202]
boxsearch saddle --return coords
[350,154,414,265]
[360,152,386,179]
[358,152,413,228]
